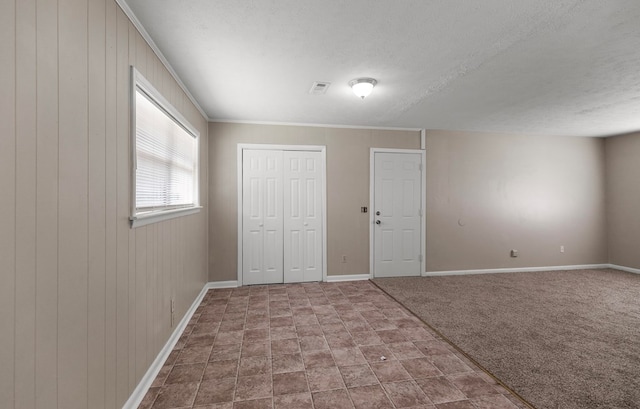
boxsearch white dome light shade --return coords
[349,78,377,99]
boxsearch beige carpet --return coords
[372,268,640,409]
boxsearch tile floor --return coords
[138,280,529,409]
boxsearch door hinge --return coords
[419,254,423,262]
[418,209,422,217]
[419,163,423,171]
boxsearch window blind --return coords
[135,88,197,212]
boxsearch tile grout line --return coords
[141,281,526,409]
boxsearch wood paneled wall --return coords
[0,1,209,408]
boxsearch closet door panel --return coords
[284,151,323,283]
[242,150,283,285]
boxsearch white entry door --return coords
[242,150,284,285]
[373,152,423,278]
[283,151,323,283]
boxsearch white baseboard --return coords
[326,274,371,282]
[206,280,239,289]
[122,282,212,409]
[211,277,374,285]
[423,264,611,277]
[609,264,640,275]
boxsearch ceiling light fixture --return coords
[349,78,377,99]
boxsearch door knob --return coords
[304,223,308,226]
[259,223,264,227]
[376,220,381,225]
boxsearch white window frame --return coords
[130,66,201,228]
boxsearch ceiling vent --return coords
[309,81,331,95]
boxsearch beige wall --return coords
[426,130,608,271]
[209,124,608,281]
[605,131,640,269]
[0,1,209,408]
[208,122,420,281]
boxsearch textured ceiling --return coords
[123,0,640,137]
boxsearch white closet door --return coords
[284,151,323,283]
[242,149,284,285]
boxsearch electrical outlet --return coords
[510,249,518,258]
[341,255,347,263]
[560,245,565,253]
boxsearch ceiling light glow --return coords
[349,78,377,99]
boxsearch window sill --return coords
[130,206,202,228]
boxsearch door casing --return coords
[237,144,327,286]
[369,148,426,278]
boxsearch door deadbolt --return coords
[376,211,381,216]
